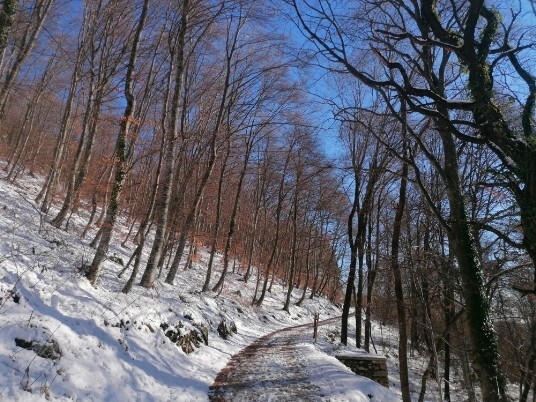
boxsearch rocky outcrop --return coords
[161,322,209,354]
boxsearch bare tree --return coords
[0,0,54,126]
[338,104,389,346]
[50,0,133,228]
[289,1,514,399]
[5,49,59,181]
[139,0,193,288]
[87,0,150,285]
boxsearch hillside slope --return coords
[0,176,399,401]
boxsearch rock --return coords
[4,289,21,304]
[217,318,237,340]
[118,338,129,351]
[14,338,33,349]
[194,323,209,346]
[335,354,389,388]
[112,319,130,329]
[108,254,124,266]
[161,321,207,354]
[176,331,202,354]
[47,239,64,247]
[15,337,61,360]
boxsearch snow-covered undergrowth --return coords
[0,174,396,401]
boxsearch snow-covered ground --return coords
[0,174,401,401]
[4,172,526,401]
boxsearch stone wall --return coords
[335,354,389,387]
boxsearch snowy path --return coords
[208,320,325,401]
[208,316,399,401]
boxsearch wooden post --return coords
[313,312,319,343]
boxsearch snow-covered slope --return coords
[0,175,399,401]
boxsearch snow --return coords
[301,343,398,402]
[0,173,400,401]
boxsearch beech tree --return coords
[50,0,134,228]
[0,0,54,126]
[166,2,248,287]
[36,5,92,213]
[87,0,150,285]
[339,105,390,347]
[140,1,226,288]
[4,49,59,181]
[139,0,208,288]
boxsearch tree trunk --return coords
[296,228,313,307]
[50,85,102,228]
[341,186,359,345]
[255,144,293,306]
[418,353,434,402]
[364,207,378,352]
[213,140,252,292]
[283,180,299,312]
[140,0,190,288]
[87,0,149,285]
[202,148,230,291]
[391,157,410,402]
[6,52,56,180]
[36,22,86,211]
[438,124,507,401]
[0,0,53,124]
[165,140,218,285]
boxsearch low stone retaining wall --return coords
[335,353,389,388]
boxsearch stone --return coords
[15,337,61,360]
[217,318,237,340]
[335,353,389,387]
[161,321,207,354]
[194,323,209,346]
[108,254,124,266]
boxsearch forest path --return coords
[208,315,343,401]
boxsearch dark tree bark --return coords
[140,0,190,288]
[282,164,300,312]
[212,137,252,292]
[391,155,410,402]
[87,0,149,285]
[289,2,511,398]
[255,141,294,307]
[0,0,53,124]
[341,128,384,346]
[202,143,230,292]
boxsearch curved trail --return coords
[208,316,342,401]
